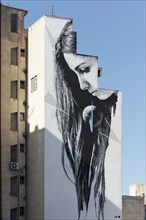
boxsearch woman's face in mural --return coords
[64,53,98,95]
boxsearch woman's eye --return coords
[79,66,90,74]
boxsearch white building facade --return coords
[28,15,122,220]
[129,184,146,204]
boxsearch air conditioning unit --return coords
[10,162,19,170]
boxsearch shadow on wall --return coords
[27,125,122,220]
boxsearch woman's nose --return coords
[78,75,89,90]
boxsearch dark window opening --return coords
[20,207,25,216]
[10,145,17,162]
[10,208,18,220]
[11,81,17,99]
[20,81,25,89]
[20,176,25,184]
[20,144,25,153]
[11,48,18,65]
[98,67,102,77]
[10,176,18,196]
[20,49,25,57]
[11,14,17,33]
[11,112,18,131]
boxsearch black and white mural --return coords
[54,21,120,220]
[29,16,122,220]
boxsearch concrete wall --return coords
[28,16,45,220]
[123,196,145,220]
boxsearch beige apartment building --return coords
[0,4,28,220]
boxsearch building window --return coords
[10,145,17,162]
[11,48,18,65]
[11,14,17,33]
[31,75,37,92]
[11,81,17,99]
[10,176,18,196]
[20,81,25,89]
[20,112,25,121]
[20,176,25,184]
[10,208,18,220]
[20,49,25,57]
[20,207,25,216]
[11,113,18,131]
[98,67,102,77]
[20,144,25,153]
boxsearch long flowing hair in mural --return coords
[55,20,118,220]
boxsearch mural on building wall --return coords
[52,20,120,220]
[28,16,121,220]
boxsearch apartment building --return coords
[0,4,28,220]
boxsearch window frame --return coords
[10,112,18,131]
[10,176,18,196]
[10,145,17,162]
[20,207,25,216]
[20,49,26,57]
[10,208,18,220]
[20,112,25,121]
[20,176,25,185]
[11,48,18,66]
[20,80,25,89]
[11,13,17,33]
[10,81,18,99]
[31,75,38,92]
[20,144,25,153]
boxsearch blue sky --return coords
[3,0,145,195]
